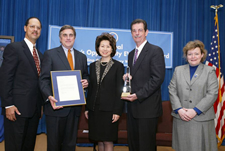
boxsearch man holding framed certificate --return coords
[39,25,89,151]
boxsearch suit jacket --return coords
[128,41,165,118]
[168,63,218,121]
[0,40,43,117]
[86,59,124,115]
[39,46,89,117]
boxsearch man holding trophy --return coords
[121,19,165,151]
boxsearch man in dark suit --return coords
[39,25,89,151]
[0,17,43,151]
[121,19,165,151]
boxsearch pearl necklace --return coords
[100,58,112,66]
[100,61,108,66]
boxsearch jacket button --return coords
[190,89,192,91]
[189,100,192,103]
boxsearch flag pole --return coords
[210,5,223,82]
[210,4,224,146]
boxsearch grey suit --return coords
[168,63,218,151]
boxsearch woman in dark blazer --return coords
[85,33,124,151]
[168,40,218,151]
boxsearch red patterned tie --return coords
[33,46,41,76]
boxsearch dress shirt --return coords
[62,45,75,69]
[133,40,147,63]
[24,38,40,63]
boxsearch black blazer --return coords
[0,40,43,117]
[86,59,124,115]
[39,46,89,117]
[128,42,165,118]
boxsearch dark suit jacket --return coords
[86,59,124,115]
[0,40,43,117]
[128,41,165,118]
[39,46,89,117]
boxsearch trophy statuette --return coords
[121,66,131,97]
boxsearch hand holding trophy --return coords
[121,66,131,97]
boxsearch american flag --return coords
[205,13,225,146]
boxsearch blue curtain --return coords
[0,0,225,143]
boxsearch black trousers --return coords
[4,111,39,151]
[127,112,158,151]
[45,107,80,151]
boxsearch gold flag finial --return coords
[211,4,223,14]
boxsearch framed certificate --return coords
[51,70,86,107]
[0,36,14,67]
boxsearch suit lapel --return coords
[37,50,43,61]
[57,46,71,70]
[182,63,204,86]
[183,64,191,85]
[95,59,114,84]
[22,41,38,76]
[128,49,134,71]
[190,63,204,85]
[131,44,147,76]
[74,49,81,70]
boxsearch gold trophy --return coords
[121,66,131,97]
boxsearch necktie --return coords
[68,49,74,70]
[33,46,41,76]
[133,49,138,65]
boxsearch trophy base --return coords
[121,92,130,97]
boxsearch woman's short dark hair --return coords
[95,33,116,57]
[183,40,207,62]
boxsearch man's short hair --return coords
[130,19,147,31]
[25,17,42,28]
[59,25,76,37]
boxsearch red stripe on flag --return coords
[215,68,220,77]
[214,95,220,115]
[215,100,225,134]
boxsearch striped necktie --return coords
[33,46,40,76]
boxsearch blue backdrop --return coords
[48,25,173,67]
[0,0,225,144]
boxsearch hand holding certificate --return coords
[48,96,63,110]
[51,70,86,107]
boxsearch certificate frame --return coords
[51,70,86,107]
[0,36,14,43]
[0,36,14,67]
